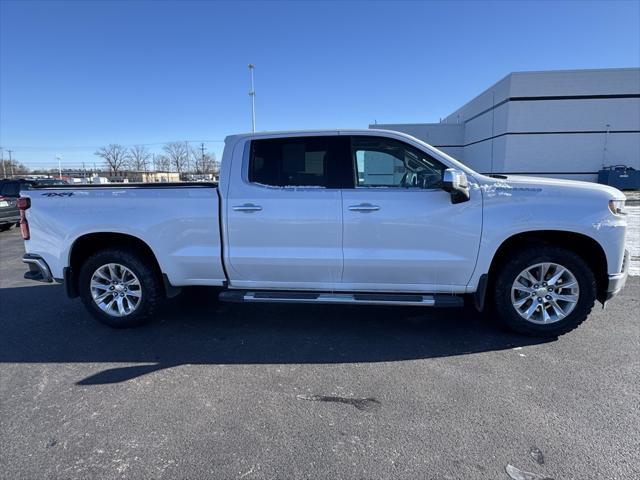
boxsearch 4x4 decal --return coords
[41,192,74,197]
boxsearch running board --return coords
[219,290,463,308]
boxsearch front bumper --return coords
[605,250,629,301]
[22,254,54,283]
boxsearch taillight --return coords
[17,197,31,240]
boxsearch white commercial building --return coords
[371,68,640,182]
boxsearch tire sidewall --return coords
[79,249,160,328]
[493,246,596,337]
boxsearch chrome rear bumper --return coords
[22,254,54,283]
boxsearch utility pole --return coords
[200,143,206,174]
[0,148,5,179]
[56,155,62,179]
[248,64,256,132]
[7,150,14,178]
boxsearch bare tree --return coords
[190,147,218,175]
[4,159,30,176]
[162,142,189,175]
[127,145,151,172]
[95,144,128,175]
[153,154,171,172]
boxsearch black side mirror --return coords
[442,168,470,204]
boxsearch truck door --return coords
[341,135,482,292]
[225,135,348,289]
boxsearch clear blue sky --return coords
[1,0,639,170]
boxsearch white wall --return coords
[370,68,640,182]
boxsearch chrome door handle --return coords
[233,203,262,212]
[348,203,380,212]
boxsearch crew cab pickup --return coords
[19,130,629,337]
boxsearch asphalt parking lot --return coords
[0,227,638,480]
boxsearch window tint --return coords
[249,136,344,188]
[0,182,20,196]
[352,136,446,189]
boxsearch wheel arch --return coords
[67,232,168,298]
[484,230,608,307]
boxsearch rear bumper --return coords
[605,250,629,301]
[22,254,54,283]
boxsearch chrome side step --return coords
[219,290,463,308]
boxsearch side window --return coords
[352,136,446,189]
[249,137,342,188]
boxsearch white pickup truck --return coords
[19,130,629,337]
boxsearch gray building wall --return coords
[370,68,640,182]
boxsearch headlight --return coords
[608,199,626,216]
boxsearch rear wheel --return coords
[0,223,13,232]
[79,248,162,328]
[493,245,596,337]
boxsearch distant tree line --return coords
[0,159,30,179]
[94,143,219,177]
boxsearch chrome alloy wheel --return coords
[90,263,142,317]
[510,262,579,324]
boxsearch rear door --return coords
[225,135,349,289]
[341,135,482,292]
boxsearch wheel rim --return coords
[90,263,142,317]
[510,262,579,325]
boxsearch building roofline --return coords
[508,66,640,76]
[443,67,640,122]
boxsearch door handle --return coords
[233,203,262,212]
[348,203,380,212]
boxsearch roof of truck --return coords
[224,128,406,141]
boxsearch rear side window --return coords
[249,136,346,188]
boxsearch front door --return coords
[226,135,348,289]
[341,136,482,292]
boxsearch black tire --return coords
[79,248,163,328]
[492,245,596,338]
[0,223,13,232]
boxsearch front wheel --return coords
[79,248,163,328]
[493,245,596,337]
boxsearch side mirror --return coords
[442,168,470,204]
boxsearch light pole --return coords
[56,155,62,179]
[248,64,256,132]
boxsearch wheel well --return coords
[487,231,609,303]
[67,232,164,298]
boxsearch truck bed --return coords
[23,183,226,286]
